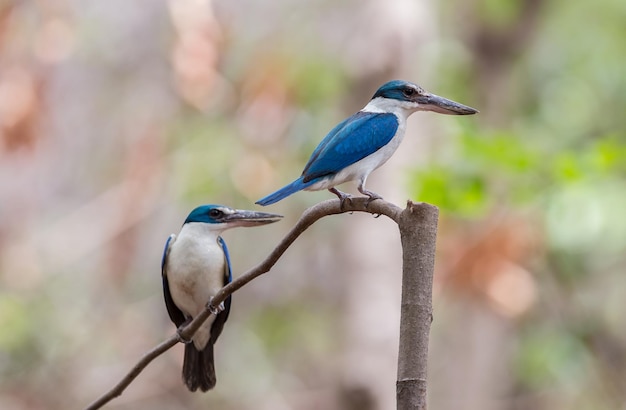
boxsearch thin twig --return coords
[85,337,179,410]
[85,197,402,410]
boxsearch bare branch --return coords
[85,337,179,410]
[396,201,439,410]
[85,197,402,410]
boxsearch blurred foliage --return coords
[1,0,626,409]
[515,326,590,389]
[246,303,336,358]
[0,296,32,358]
[410,132,626,217]
[415,0,626,408]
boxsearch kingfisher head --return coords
[184,204,283,229]
[371,80,478,115]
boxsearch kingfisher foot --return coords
[340,197,355,212]
[176,318,193,344]
[329,188,352,211]
[357,186,382,207]
[364,192,383,207]
[207,297,225,315]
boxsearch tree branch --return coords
[84,337,180,410]
[396,201,439,410]
[85,197,403,410]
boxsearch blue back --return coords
[301,111,398,182]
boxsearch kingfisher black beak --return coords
[223,210,283,227]
[417,93,478,115]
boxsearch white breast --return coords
[165,223,227,349]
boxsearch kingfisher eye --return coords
[208,209,223,218]
[403,87,416,97]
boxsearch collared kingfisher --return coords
[256,80,478,206]
[161,204,282,392]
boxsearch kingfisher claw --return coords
[329,187,353,211]
[341,197,355,212]
[365,196,381,208]
[207,297,225,315]
[176,318,193,344]
[357,184,382,208]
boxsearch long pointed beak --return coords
[223,209,283,227]
[417,93,478,115]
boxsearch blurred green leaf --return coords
[0,295,31,353]
[546,178,626,255]
[553,152,584,183]
[410,166,489,217]
[516,327,590,389]
[247,303,334,357]
[287,55,347,110]
[479,0,524,28]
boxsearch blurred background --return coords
[1,0,625,409]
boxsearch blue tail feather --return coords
[256,177,313,206]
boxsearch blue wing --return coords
[161,234,174,272]
[210,237,232,344]
[301,111,398,182]
[217,236,233,285]
[161,234,186,327]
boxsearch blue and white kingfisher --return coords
[161,205,282,391]
[256,80,478,206]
